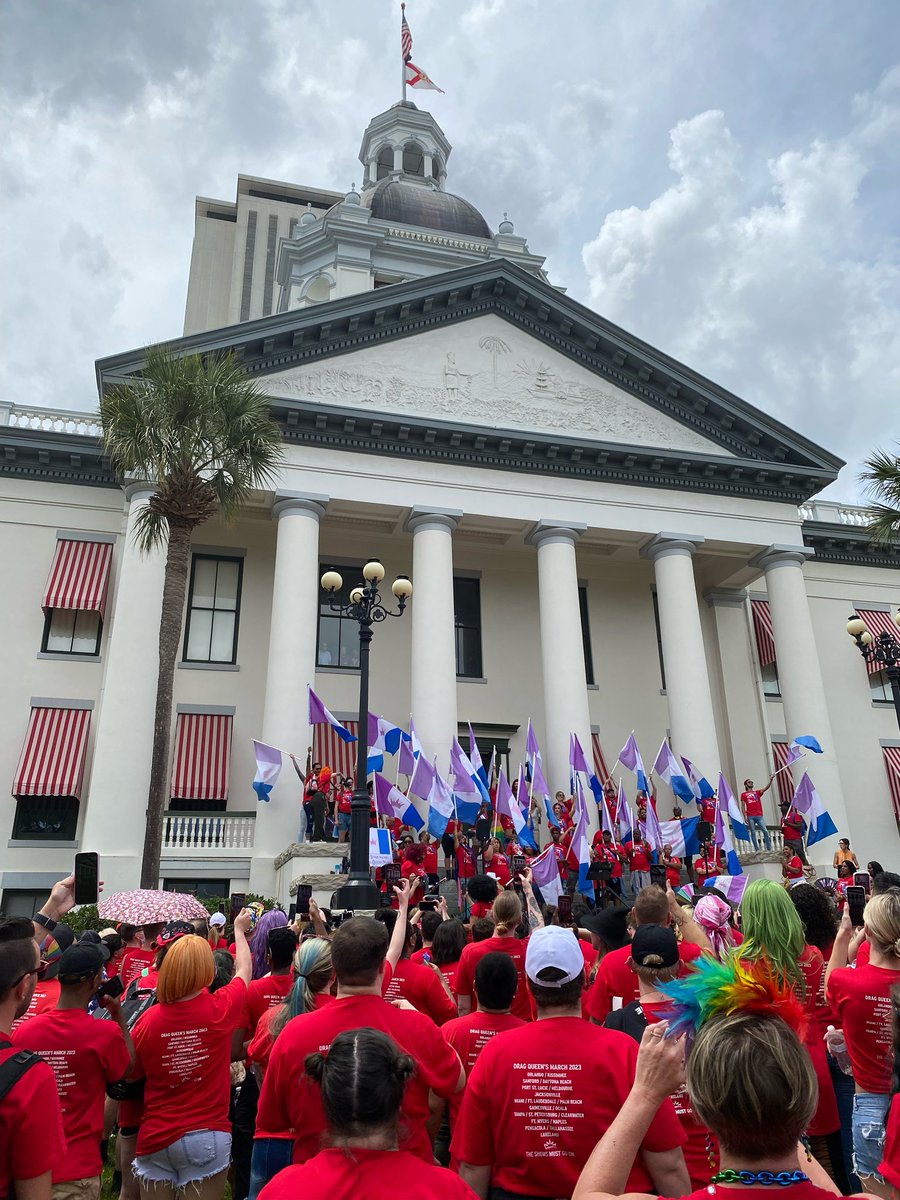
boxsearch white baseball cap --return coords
[209,912,226,927]
[524,925,584,986]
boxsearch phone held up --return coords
[846,885,867,928]
[73,853,100,906]
[297,884,313,916]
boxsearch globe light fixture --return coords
[320,569,343,593]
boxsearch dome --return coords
[361,177,491,239]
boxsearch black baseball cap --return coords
[157,920,195,947]
[630,924,679,969]
[77,930,111,962]
[581,906,631,950]
[57,943,106,982]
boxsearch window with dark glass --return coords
[578,585,595,686]
[761,660,782,697]
[11,796,79,841]
[162,878,230,901]
[183,555,243,664]
[870,669,893,703]
[317,563,362,670]
[651,591,666,691]
[454,577,483,678]
[41,610,102,656]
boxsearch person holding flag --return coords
[740,774,774,850]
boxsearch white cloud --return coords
[582,71,900,497]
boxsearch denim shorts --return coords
[338,811,352,832]
[133,1130,232,1188]
[851,1091,889,1181]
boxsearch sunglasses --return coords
[13,961,47,988]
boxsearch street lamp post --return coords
[320,560,412,910]
[846,611,900,733]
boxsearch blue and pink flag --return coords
[569,732,591,777]
[530,843,563,905]
[398,719,421,776]
[617,732,649,793]
[703,875,748,905]
[571,778,594,895]
[616,779,634,845]
[791,772,838,846]
[718,773,750,844]
[374,772,424,831]
[681,756,716,802]
[252,740,282,803]
[308,686,357,743]
[652,740,695,804]
[713,802,743,875]
[496,767,536,850]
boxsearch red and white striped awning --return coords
[42,539,113,617]
[771,740,795,808]
[12,706,91,798]
[170,713,233,802]
[313,720,359,785]
[856,609,900,675]
[882,746,900,829]
[751,599,777,667]
[592,733,611,784]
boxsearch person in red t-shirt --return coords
[120,923,164,989]
[660,845,682,890]
[255,914,464,1182]
[586,885,709,1022]
[548,825,570,883]
[130,909,253,1196]
[418,831,440,880]
[15,942,133,1199]
[400,845,428,904]
[454,828,478,886]
[628,838,652,894]
[258,1027,474,1200]
[693,844,726,888]
[780,802,809,864]
[0,916,67,1200]
[782,846,805,881]
[483,837,512,888]
[880,1089,900,1194]
[376,909,457,1025]
[739,775,774,851]
[236,927,298,1047]
[334,776,353,843]
[453,925,688,1198]
[456,888,535,1021]
[592,830,626,899]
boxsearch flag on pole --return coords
[398,719,421,776]
[496,768,537,850]
[374,772,424,830]
[713,802,743,875]
[569,732,591,778]
[308,687,358,743]
[451,738,490,806]
[408,752,435,806]
[703,875,748,905]
[792,734,823,754]
[599,790,616,838]
[405,60,444,91]
[681,756,716,802]
[641,800,665,852]
[617,733,649,793]
[571,778,594,895]
[718,773,750,844]
[658,816,701,857]
[526,718,540,761]
[616,779,634,845]
[401,7,412,61]
[251,740,282,803]
[652,740,695,804]
[530,843,563,906]
[790,772,839,846]
[427,767,456,838]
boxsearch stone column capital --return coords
[526,519,587,549]
[703,587,749,609]
[640,532,705,561]
[405,506,463,535]
[123,480,155,504]
[272,491,329,521]
[750,544,815,572]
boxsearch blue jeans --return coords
[851,1091,889,1182]
[248,1137,294,1200]
[631,870,649,895]
[747,814,771,851]
[828,1053,859,1193]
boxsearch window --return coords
[168,797,227,813]
[41,609,102,655]
[162,878,230,901]
[0,890,52,919]
[651,591,666,691]
[317,564,361,669]
[578,585,595,686]
[871,670,894,704]
[183,555,243,664]
[761,660,782,697]
[402,141,424,176]
[376,145,394,180]
[12,796,79,841]
[454,577,483,679]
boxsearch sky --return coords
[2,0,899,501]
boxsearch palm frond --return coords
[860,449,900,547]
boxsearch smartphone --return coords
[419,896,438,910]
[846,885,867,927]
[557,895,573,926]
[297,884,312,916]
[96,975,125,1004]
[853,872,871,894]
[73,853,99,905]
[384,864,401,886]
[512,854,527,878]
[229,892,247,923]
[287,903,297,923]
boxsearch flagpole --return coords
[401,3,407,102]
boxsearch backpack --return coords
[0,1039,41,1102]
[93,977,155,1101]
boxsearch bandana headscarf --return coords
[693,894,737,961]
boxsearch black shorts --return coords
[441,833,456,859]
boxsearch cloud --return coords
[582,70,900,497]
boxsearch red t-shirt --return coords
[694,854,724,886]
[699,799,716,824]
[256,993,462,1161]
[881,1092,900,1190]
[120,948,156,988]
[257,1148,476,1200]
[421,842,439,875]
[741,790,763,817]
[131,976,247,1154]
[452,1016,685,1196]
[784,855,804,879]
[593,840,625,879]
[469,900,493,920]
[782,813,804,842]
[337,788,352,814]
[455,935,532,1022]
[401,859,427,897]
[664,857,682,888]
[383,959,457,1026]
[441,1010,525,1125]
[455,844,477,880]
[0,1039,65,1193]
[663,1184,842,1200]
[14,1008,130,1181]
[240,974,295,1039]
[549,841,569,879]
[827,961,900,1092]
[486,853,511,888]
[587,940,703,1021]
[791,945,839,1136]
[12,978,60,1030]
[628,844,651,872]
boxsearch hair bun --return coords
[304,1051,327,1083]
[391,1052,416,1084]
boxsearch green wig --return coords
[737,879,806,991]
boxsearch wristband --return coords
[34,912,58,932]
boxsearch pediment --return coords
[265,315,730,457]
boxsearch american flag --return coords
[401,10,412,62]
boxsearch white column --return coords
[83,485,165,892]
[642,534,720,778]
[250,493,328,896]
[752,545,849,845]
[528,522,593,820]
[407,508,461,771]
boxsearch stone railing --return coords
[0,402,102,439]
[162,811,256,852]
[798,500,873,526]
[735,826,784,861]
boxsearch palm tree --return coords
[100,346,283,887]
[861,449,900,546]
[478,334,510,385]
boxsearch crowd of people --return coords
[0,835,898,1200]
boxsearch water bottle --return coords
[826,1025,853,1075]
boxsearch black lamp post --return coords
[847,612,900,733]
[320,560,412,910]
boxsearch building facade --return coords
[2,102,899,909]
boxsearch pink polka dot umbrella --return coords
[97,888,210,924]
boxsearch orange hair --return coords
[156,934,215,1004]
